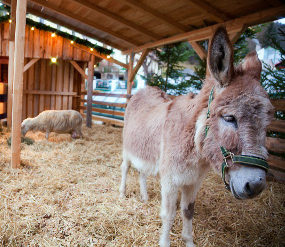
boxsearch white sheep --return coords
[21,110,83,140]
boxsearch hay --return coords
[7,136,35,146]
[0,124,284,246]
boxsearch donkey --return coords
[120,27,273,247]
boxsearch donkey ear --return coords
[241,51,262,80]
[208,27,234,87]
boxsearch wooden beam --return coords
[186,0,232,22]
[127,52,134,98]
[23,90,77,96]
[189,41,207,60]
[23,58,40,73]
[30,0,140,46]
[9,0,16,41]
[7,0,17,128]
[70,60,88,80]
[86,55,95,128]
[2,0,127,50]
[72,43,128,69]
[120,0,189,32]
[70,0,161,40]
[123,6,285,54]
[129,49,150,82]
[11,0,27,168]
[229,25,247,44]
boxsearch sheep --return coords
[21,110,83,140]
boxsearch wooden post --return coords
[127,52,134,100]
[11,0,27,168]
[86,55,95,127]
[7,0,17,128]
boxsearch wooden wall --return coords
[0,22,93,62]
[22,58,85,120]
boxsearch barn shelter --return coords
[1,0,285,170]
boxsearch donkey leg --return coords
[181,184,199,247]
[139,172,148,202]
[159,180,179,247]
[119,157,130,198]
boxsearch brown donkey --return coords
[120,27,273,247]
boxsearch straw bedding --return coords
[0,124,284,246]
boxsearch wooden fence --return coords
[0,82,7,119]
[267,99,285,182]
[80,91,127,126]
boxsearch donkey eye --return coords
[222,115,236,123]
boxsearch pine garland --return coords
[0,6,112,55]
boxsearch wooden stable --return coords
[2,0,284,170]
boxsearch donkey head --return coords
[204,27,274,199]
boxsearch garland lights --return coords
[0,6,113,56]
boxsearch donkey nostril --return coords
[244,182,252,195]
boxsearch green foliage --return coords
[144,42,194,95]
[260,27,285,100]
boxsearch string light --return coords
[51,33,56,37]
[90,48,94,51]
[51,57,57,63]
[8,19,12,23]
[107,55,111,59]
[31,27,35,31]
[70,40,74,44]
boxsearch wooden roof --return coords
[2,0,285,53]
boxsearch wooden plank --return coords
[55,35,63,58]
[189,41,207,60]
[80,63,87,115]
[186,0,232,22]
[11,0,27,168]
[0,24,2,56]
[70,0,161,40]
[68,64,74,109]
[24,90,77,96]
[44,31,52,59]
[123,6,285,54]
[81,99,127,108]
[9,0,17,42]
[127,52,134,98]
[23,58,39,72]
[266,137,285,153]
[271,99,285,111]
[45,59,52,110]
[268,155,285,171]
[33,27,40,58]
[50,63,56,110]
[91,115,124,126]
[33,59,40,116]
[267,119,285,133]
[22,58,27,120]
[62,38,73,60]
[86,55,95,127]
[27,24,33,58]
[120,0,189,32]
[56,59,63,109]
[72,43,128,69]
[81,91,130,98]
[24,26,29,57]
[0,58,9,64]
[27,59,34,117]
[30,0,140,46]
[70,60,88,79]
[80,105,124,117]
[2,23,9,56]
[39,29,45,58]
[7,41,14,127]
[62,60,69,110]
[39,59,46,113]
[129,49,150,82]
